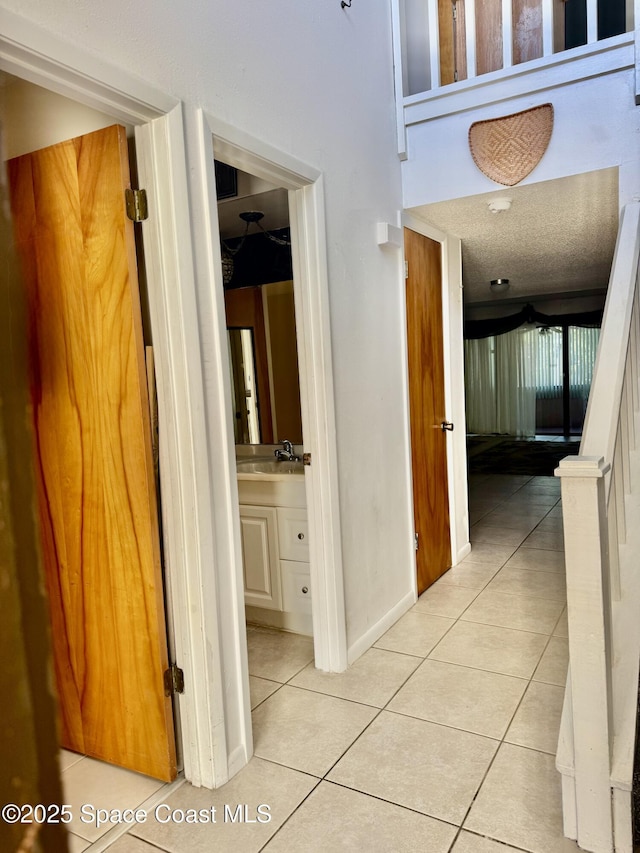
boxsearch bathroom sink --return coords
[236,458,303,476]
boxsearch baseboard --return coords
[347,589,416,665]
[245,605,313,636]
[227,742,251,783]
[455,542,471,563]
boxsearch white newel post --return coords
[556,455,614,853]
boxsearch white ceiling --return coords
[408,168,619,305]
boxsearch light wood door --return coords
[7,125,177,782]
[405,229,452,595]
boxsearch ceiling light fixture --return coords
[487,197,513,214]
[490,278,510,293]
[221,210,291,287]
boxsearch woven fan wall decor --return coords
[469,104,554,186]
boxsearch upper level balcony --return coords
[392,0,639,158]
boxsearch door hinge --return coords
[404,260,409,280]
[414,533,419,551]
[164,664,184,696]
[452,2,457,22]
[125,188,149,222]
[303,452,312,466]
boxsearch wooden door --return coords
[405,229,452,595]
[7,125,177,782]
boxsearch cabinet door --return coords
[240,505,282,610]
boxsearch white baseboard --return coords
[455,542,471,564]
[347,590,416,665]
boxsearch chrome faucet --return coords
[274,439,300,462]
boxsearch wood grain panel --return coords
[513,0,543,65]
[438,0,456,85]
[8,125,176,782]
[224,285,274,443]
[476,0,503,75]
[455,0,468,82]
[405,229,451,595]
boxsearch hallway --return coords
[64,473,580,853]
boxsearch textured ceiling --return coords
[409,168,619,305]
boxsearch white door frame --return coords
[190,111,348,681]
[0,10,227,788]
[401,213,471,567]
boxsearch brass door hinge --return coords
[303,452,312,466]
[164,664,184,696]
[125,188,149,222]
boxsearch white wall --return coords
[0,2,413,656]
[1,75,123,159]
[403,67,640,210]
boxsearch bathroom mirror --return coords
[225,281,303,445]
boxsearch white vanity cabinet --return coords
[238,472,312,635]
[239,505,282,610]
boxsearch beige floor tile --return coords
[246,626,314,682]
[505,547,566,573]
[328,712,498,825]
[467,503,507,520]
[59,749,84,772]
[514,490,560,505]
[470,524,529,547]
[251,685,377,776]
[413,584,480,618]
[458,542,518,568]
[105,836,160,852]
[387,659,527,739]
[429,621,548,679]
[289,648,421,708]
[505,681,565,754]
[132,758,317,853]
[469,507,494,524]
[481,509,546,530]
[436,563,501,590]
[533,637,569,686]
[374,611,454,657]
[486,567,566,601]
[460,588,565,635]
[554,608,569,638]
[262,781,457,852]
[520,476,562,493]
[250,676,281,709]
[464,743,581,852]
[535,517,565,534]
[452,831,528,853]
[66,835,92,853]
[61,757,165,842]
[522,528,565,551]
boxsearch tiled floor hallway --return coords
[62,473,582,853]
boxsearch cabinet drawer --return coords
[281,560,312,614]
[277,507,309,561]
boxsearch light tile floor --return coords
[64,472,582,853]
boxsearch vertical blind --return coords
[465,324,600,437]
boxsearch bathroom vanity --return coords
[236,457,312,636]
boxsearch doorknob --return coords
[441,421,454,431]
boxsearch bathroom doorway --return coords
[205,120,348,693]
[216,164,314,645]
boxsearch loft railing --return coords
[394,0,633,97]
[555,202,640,853]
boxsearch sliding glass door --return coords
[465,324,600,438]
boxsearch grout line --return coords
[83,776,186,853]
